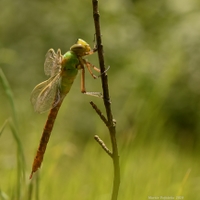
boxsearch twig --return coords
[94,135,112,157]
[90,101,108,126]
[91,1,120,200]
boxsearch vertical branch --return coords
[92,1,120,200]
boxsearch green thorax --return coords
[59,51,79,94]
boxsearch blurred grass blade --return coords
[0,68,18,128]
[0,189,9,200]
[9,120,26,178]
[27,180,33,200]
[9,120,26,200]
[0,119,8,137]
[0,68,27,199]
[176,168,191,196]
[35,172,40,200]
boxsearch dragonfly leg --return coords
[84,48,97,56]
[79,58,99,79]
[81,67,86,93]
[98,65,110,77]
[92,33,99,52]
[85,61,100,79]
[86,60,100,73]
[84,60,110,79]
[80,67,103,98]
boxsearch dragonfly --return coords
[30,39,102,179]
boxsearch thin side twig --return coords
[90,101,108,126]
[91,1,120,200]
[94,135,112,157]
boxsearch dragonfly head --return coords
[70,39,91,56]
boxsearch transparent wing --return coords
[30,75,61,113]
[44,49,62,77]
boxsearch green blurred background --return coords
[1,0,200,199]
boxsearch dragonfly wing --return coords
[44,49,62,77]
[31,79,50,107]
[30,75,61,113]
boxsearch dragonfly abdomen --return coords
[30,99,63,178]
